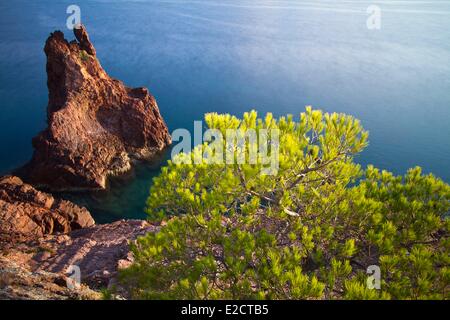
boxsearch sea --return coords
[0,0,449,222]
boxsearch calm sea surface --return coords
[1,0,449,222]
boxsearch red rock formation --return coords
[0,254,101,300]
[0,175,157,296]
[0,176,95,237]
[19,25,171,191]
[34,220,158,289]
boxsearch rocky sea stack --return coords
[19,25,171,191]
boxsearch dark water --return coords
[1,1,449,223]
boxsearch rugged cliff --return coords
[19,25,171,191]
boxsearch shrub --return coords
[118,108,449,300]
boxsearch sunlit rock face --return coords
[0,175,95,237]
[20,25,171,191]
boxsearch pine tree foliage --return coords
[118,108,450,300]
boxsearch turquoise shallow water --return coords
[0,1,449,222]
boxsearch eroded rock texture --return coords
[33,220,157,289]
[0,255,100,300]
[20,25,171,190]
[0,176,95,238]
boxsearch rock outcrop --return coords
[0,176,158,298]
[0,255,100,300]
[19,25,171,191]
[34,220,158,289]
[0,218,157,298]
[0,176,95,238]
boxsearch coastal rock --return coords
[0,175,95,238]
[0,217,157,297]
[19,25,171,191]
[34,220,158,289]
[0,254,100,300]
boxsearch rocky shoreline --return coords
[0,25,170,299]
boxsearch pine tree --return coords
[117,108,450,300]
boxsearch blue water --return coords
[1,0,449,222]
